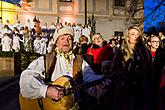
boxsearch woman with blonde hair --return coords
[109,25,156,110]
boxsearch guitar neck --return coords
[64,68,126,96]
[65,77,106,95]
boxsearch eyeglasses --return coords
[150,41,160,43]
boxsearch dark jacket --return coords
[152,47,165,110]
[110,43,155,110]
[153,47,165,87]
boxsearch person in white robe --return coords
[1,33,12,52]
[82,25,91,42]
[12,33,23,52]
[33,35,41,54]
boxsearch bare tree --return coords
[144,0,165,31]
[126,0,144,29]
[127,0,165,32]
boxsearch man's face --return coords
[56,34,73,53]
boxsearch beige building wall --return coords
[18,0,143,41]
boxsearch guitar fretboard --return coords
[65,77,106,95]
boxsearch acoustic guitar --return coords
[19,76,77,110]
[19,69,125,110]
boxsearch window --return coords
[26,0,33,2]
[114,31,123,37]
[60,0,72,2]
[115,0,125,6]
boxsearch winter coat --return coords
[110,43,156,110]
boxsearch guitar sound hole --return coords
[52,98,61,102]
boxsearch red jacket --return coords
[87,44,113,64]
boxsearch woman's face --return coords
[128,28,140,46]
[111,40,116,46]
[93,35,103,47]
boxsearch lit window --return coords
[60,0,72,2]
[114,31,123,36]
[115,0,125,6]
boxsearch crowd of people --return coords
[0,17,92,55]
[0,17,165,110]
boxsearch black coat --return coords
[110,44,156,110]
[153,47,165,87]
[152,47,165,110]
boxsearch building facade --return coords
[18,0,144,40]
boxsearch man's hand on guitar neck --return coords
[96,79,112,100]
[46,85,64,101]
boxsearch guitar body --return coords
[19,76,78,110]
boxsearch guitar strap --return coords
[37,98,44,110]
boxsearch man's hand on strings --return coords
[46,85,64,101]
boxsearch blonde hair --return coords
[121,25,142,62]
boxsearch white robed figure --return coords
[82,25,91,42]
[74,25,82,42]
[47,38,54,53]
[33,36,41,54]
[12,33,23,52]
[40,36,48,55]
[1,33,12,52]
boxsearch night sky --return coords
[144,0,165,32]
[2,0,21,6]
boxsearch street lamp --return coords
[85,0,87,25]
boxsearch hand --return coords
[102,79,112,87]
[95,84,107,100]
[46,85,64,101]
[87,79,112,100]
[96,79,111,99]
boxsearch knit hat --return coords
[53,27,74,43]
